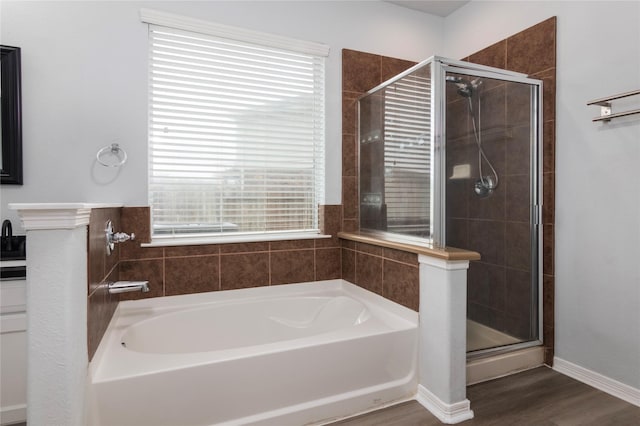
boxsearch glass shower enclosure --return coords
[358,56,543,355]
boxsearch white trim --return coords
[140,8,330,57]
[143,232,331,247]
[553,357,640,407]
[418,255,469,271]
[9,203,122,230]
[416,385,474,424]
[0,404,27,425]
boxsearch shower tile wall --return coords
[458,17,556,363]
[340,17,555,363]
[341,49,417,233]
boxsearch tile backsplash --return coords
[117,206,342,301]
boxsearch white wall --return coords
[445,1,640,390]
[0,0,444,233]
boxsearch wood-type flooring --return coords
[332,367,640,425]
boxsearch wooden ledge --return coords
[338,232,481,262]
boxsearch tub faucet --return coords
[108,281,150,294]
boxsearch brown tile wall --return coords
[340,17,556,363]
[115,205,342,301]
[87,204,342,360]
[87,207,121,360]
[341,241,419,311]
[341,49,417,233]
[459,17,556,364]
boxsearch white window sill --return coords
[141,232,331,248]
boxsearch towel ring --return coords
[97,143,127,167]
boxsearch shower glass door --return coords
[358,64,433,241]
[357,57,542,355]
[442,63,542,353]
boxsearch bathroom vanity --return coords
[0,221,27,425]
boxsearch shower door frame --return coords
[356,56,544,354]
[434,57,545,356]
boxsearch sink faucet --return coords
[2,220,13,251]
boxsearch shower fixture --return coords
[446,75,499,198]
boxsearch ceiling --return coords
[385,1,471,17]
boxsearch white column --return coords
[10,204,92,426]
[416,255,474,424]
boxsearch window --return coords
[143,10,328,239]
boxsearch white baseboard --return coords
[553,357,640,407]
[0,403,27,425]
[416,385,474,424]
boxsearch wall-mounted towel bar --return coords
[587,89,640,122]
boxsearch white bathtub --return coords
[89,279,418,426]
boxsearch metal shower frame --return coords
[359,55,544,354]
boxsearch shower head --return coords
[445,76,482,98]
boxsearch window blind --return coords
[383,72,431,237]
[148,24,325,237]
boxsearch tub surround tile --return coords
[165,255,219,295]
[271,250,315,285]
[316,248,341,281]
[87,207,122,361]
[341,247,356,283]
[383,247,419,266]
[317,204,342,248]
[355,252,383,295]
[88,210,108,295]
[121,206,152,243]
[87,267,119,361]
[270,239,314,251]
[355,241,383,256]
[382,260,419,311]
[120,240,164,261]
[165,244,220,258]
[220,252,270,290]
[219,241,269,254]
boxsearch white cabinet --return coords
[0,260,27,425]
